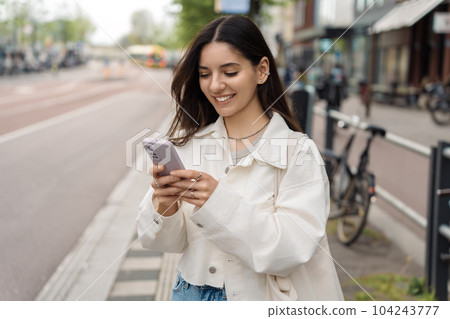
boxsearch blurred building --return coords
[270,0,450,103]
[291,0,355,74]
[350,0,397,90]
[371,0,450,91]
[291,0,316,72]
[262,0,296,69]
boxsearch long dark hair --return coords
[168,15,301,146]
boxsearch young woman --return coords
[137,15,343,301]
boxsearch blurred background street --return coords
[0,0,449,301]
[0,61,173,300]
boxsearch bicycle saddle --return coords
[365,125,386,137]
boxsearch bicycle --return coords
[322,118,386,245]
[424,82,450,125]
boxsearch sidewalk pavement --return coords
[36,96,430,301]
[327,95,449,148]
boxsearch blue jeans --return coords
[171,273,227,301]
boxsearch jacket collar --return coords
[193,112,293,169]
[193,115,228,139]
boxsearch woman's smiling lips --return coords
[214,94,235,103]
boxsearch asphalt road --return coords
[0,61,173,300]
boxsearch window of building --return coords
[319,0,336,25]
[356,0,365,12]
[295,0,306,27]
[398,45,409,84]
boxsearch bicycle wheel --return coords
[337,173,371,245]
[329,161,351,219]
[322,153,347,219]
[430,101,450,125]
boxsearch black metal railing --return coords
[314,106,450,300]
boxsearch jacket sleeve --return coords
[189,138,329,277]
[136,187,187,253]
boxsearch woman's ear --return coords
[257,57,270,84]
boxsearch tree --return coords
[40,16,94,44]
[129,9,154,44]
[119,9,179,48]
[71,14,96,43]
[0,0,94,48]
[172,0,292,47]
[171,0,218,47]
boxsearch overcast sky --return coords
[43,0,177,45]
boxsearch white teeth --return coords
[216,95,233,102]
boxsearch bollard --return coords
[426,142,450,300]
[325,102,334,151]
[103,57,110,80]
[291,85,315,137]
[118,59,125,78]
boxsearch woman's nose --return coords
[209,75,225,92]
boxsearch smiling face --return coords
[198,42,269,120]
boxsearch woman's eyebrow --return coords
[219,62,240,68]
[198,62,240,70]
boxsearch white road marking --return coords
[0,90,139,145]
[109,280,157,297]
[0,82,124,118]
[0,80,80,105]
[121,257,162,271]
[13,85,35,95]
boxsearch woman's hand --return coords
[150,165,183,216]
[169,170,218,208]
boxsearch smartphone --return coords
[142,138,185,176]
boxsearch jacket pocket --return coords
[265,275,298,301]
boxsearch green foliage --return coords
[0,0,95,47]
[346,273,436,301]
[407,276,425,296]
[172,0,221,47]
[35,15,94,44]
[171,0,292,48]
[128,10,154,44]
[406,276,435,300]
[326,218,387,242]
[326,218,338,234]
[361,226,388,241]
[119,9,179,48]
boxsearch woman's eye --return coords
[199,73,210,78]
[225,72,238,77]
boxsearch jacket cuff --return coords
[189,180,240,235]
[137,194,183,238]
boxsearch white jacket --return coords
[137,112,343,300]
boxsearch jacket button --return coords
[209,266,216,274]
[225,167,230,174]
[196,223,203,228]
